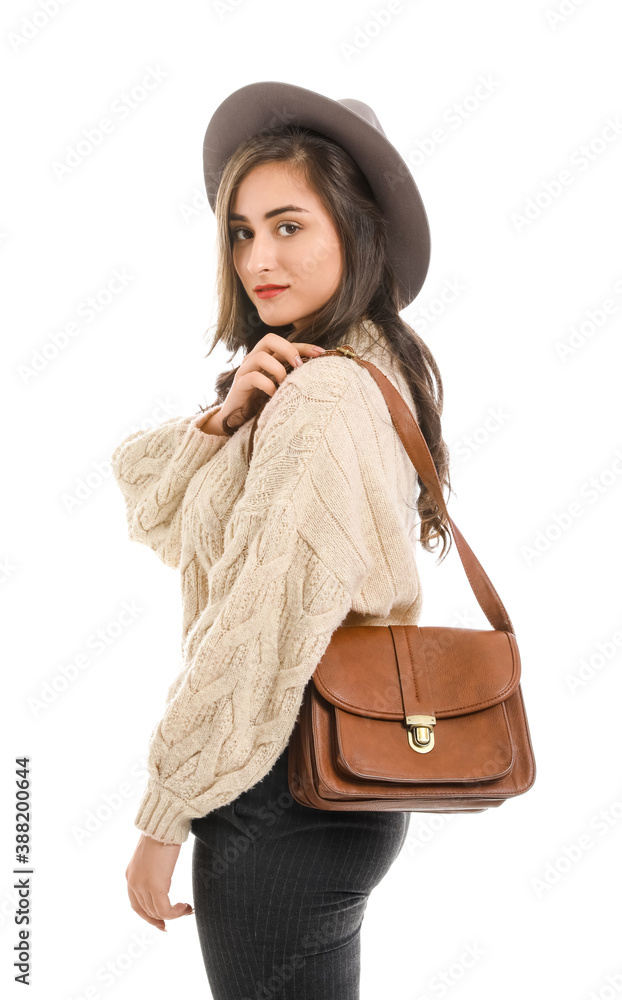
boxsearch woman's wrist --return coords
[200,413,226,436]
[194,405,227,436]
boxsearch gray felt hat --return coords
[202,81,431,310]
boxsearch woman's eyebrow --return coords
[228,205,311,222]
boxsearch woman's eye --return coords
[230,222,300,242]
[276,222,300,236]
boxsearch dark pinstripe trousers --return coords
[190,740,409,999]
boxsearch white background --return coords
[2,0,622,997]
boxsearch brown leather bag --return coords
[248,345,536,813]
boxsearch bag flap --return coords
[312,625,521,719]
[334,705,515,782]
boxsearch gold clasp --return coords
[334,345,357,358]
[406,714,436,754]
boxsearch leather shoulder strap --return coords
[248,346,514,634]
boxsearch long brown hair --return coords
[198,125,453,563]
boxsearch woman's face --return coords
[228,161,343,333]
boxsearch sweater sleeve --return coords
[110,404,228,569]
[133,365,376,844]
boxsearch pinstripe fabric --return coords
[191,740,409,999]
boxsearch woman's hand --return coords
[126,833,194,932]
[214,333,326,433]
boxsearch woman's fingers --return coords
[242,343,324,382]
[127,884,166,931]
[237,370,283,398]
[149,889,194,922]
[127,883,194,931]
[238,349,288,383]
[254,334,326,368]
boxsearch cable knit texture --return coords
[110,319,424,844]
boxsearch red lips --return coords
[254,285,289,299]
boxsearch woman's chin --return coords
[257,304,298,327]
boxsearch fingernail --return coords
[294,356,303,367]
[314,346,326,353]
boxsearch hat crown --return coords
[336,99,387,138]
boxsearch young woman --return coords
[111,81,452,999]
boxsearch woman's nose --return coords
[245,231,277,274]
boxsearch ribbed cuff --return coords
[134,779,193,845]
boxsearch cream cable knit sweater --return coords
[110,318,423,844]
